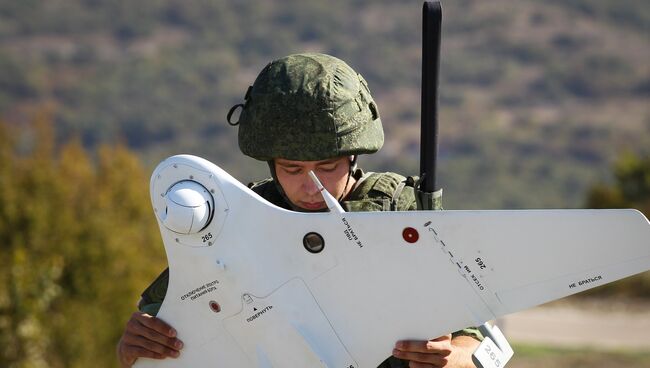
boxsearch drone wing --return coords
[135,155,650,368]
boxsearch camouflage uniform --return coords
[140,53,481,367]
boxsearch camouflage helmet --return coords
[235,53,384,161]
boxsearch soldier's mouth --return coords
[300,201,326,210]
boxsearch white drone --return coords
[134,154,650,368]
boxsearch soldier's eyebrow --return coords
[276,158,340,168]
[316,159,339,166]
[276,161,303,168]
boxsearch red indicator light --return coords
[402,227,419,243]
[209,300,221,313]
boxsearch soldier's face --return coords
[275,156,354,211]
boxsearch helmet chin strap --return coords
[268,156,357,212]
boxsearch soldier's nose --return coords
[303,177,320,195]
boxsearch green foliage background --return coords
[0,116,165,367]
[0,0,648,366]
[1,0,648,209]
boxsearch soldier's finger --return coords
[132,324,183,351]
[394,340,431,353]
[123,318,183,352]
[132,312,177,337]
[122,332,176,351]
[392,349,446,365]
[429,334,452,342]
[425,338,452,356]
[124,344,169,360]
[128,335,181,358]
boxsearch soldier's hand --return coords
[117,312,184,367]
[392,334,479,367]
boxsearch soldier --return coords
[117,53,482,368]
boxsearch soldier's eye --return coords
[318,164,337,172]
[283,168,301,175]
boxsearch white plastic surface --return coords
[135,155,650,368]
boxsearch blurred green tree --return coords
[587,153,650,216]
[583,153,650,298]
[0,112,166,367]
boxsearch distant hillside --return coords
[1,0,648,208]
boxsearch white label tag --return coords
[472,337,508,368]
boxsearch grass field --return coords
[509,344,650,368]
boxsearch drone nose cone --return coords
[161,180,214,234]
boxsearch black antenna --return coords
[420,1,442,193]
